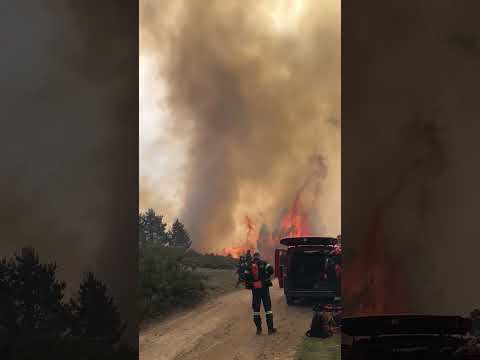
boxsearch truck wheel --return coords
[286,296,294,305]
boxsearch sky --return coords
[139,54,187,222]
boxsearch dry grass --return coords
[296,335,341,360]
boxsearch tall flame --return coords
[222,215,257,258]
[222,245,249,259]
[222,154,325,259]
[280,190,312,238]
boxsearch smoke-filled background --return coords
[140,0,341,256]
[0,1,138,343]
[343,1,480,317]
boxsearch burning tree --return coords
[222,153,330,260]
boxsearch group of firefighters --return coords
[235,250,277,335]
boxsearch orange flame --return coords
[226,155,322,260]
[221,215,257,259]
[280,191,312,238]
[221,245,250,259]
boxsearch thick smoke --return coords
[1,1,138,343]
[141,0,341,253]
[343,0,480,316]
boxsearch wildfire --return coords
[279,191,312,238]
[221,245,250,259]
[276,153,325,239]
[221,215,257,258]
[224,154,323,260]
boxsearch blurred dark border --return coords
[0,0,139,348]
[343,0,480,318]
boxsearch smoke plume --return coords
[140,0,341,253]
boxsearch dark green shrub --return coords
[139,254,206,318]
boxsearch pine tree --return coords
[139,209,168,246]
[70,272,125,344]
[5,247,68,337]
[169,219,192,249]
[0,248,133,358]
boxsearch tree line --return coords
[139,209,191,249]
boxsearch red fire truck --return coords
[275,236,341,305]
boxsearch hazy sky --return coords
[140,54,187,222]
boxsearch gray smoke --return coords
[140,0,341,253]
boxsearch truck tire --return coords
[286,296,294,305]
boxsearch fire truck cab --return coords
[275,236,341,305]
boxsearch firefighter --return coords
[245,249,253,264]
[244,252,277,335]
[235,256,246,288]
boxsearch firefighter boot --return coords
[254,314,262,335]
[266,312,277,334]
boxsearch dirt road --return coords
[140,280,316,360]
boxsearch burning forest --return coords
[140,0,341,257]
[222,153,330,262]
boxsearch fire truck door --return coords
[275,248,287,288]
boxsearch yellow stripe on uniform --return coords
[265,311,273,315]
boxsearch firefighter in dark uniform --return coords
[235,256,247,288]
[244,252,277,335]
